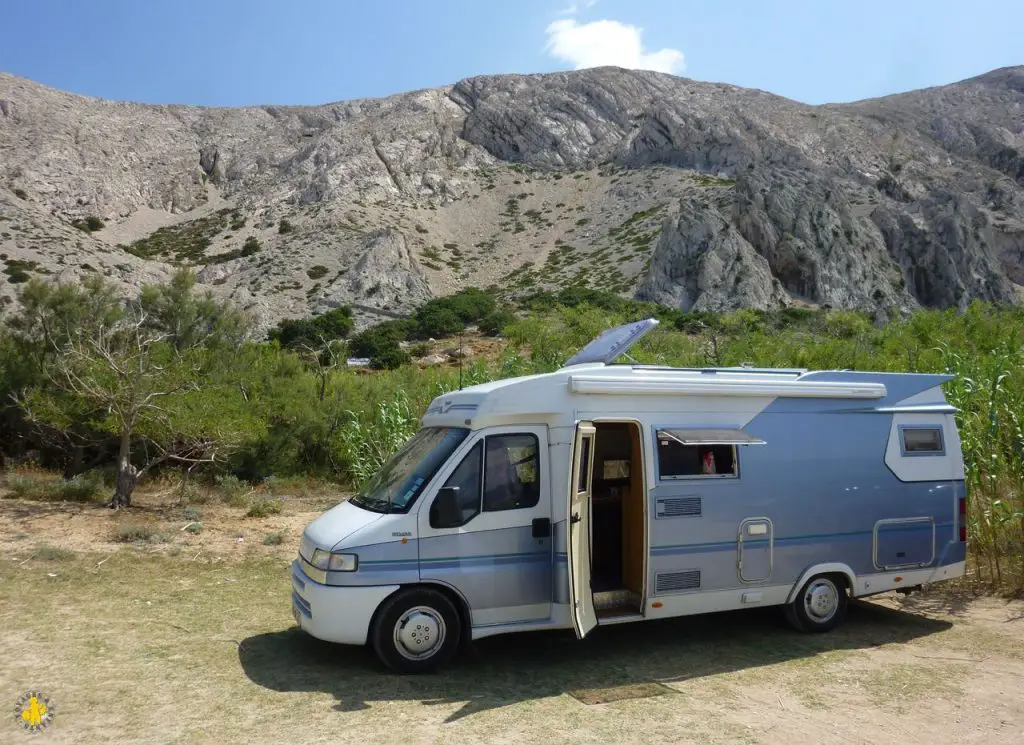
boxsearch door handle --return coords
[570,512,581,524]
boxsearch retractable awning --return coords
[657,428,767,446]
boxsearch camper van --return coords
[291,319,967,673]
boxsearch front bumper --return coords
[290,560,399,645]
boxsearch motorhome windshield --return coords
[349,427,469,513]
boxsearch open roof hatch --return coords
[563,318,660,367]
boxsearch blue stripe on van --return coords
[358,551,551,572]
[356,523,953,570]
[651,522,952,557]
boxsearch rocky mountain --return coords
[1,65,1022,332]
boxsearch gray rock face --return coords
[1,64,1023,333]
[333,229,432,312]
[638,197,787,311]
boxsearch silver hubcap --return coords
[803,578,839,623]
[393,606,446,661]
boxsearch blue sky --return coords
[2,0,1021,107]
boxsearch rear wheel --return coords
[370,587,462,673]
[785,574,848,633]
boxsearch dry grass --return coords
[1,545,1023,744]
[2,489,1024,744]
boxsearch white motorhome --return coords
[292,319,967,673]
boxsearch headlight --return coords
[328,553,358,572]
[309,549,358,572]
[310,549,331,570]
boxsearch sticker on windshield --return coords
[402,476,425,501]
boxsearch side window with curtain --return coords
[441,441,482,523]
[483,434,540,512]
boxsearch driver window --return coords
[484,434,540,512]
[441,441,482,523]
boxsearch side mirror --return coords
[430,486,462,529]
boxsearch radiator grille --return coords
[656,496,702,518]
[655,569,701,594]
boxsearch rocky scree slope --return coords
[0,65,1022,332]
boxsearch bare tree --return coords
[15,273,255,509]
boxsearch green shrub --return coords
[183,507,202,521]
[480,310,515,337]
[246,499,283,518]
[33,545,75,561]
[306,265,329,280]
[370,346,411,370]
[241,236,261,256]
[348,320,412,357]
[278,218,295,235]
[214,473,248,500]
[416,305,463,338]
[263,531,285,546]
[269,306,354,349]
[184,522,202,534]
[58,472,105,502]
[180,481,209,504]
[115,524,168,543]
[411,287,496,339]
[3,470,104,502]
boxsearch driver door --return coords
[568,421,598,639]
[417,425,553,627]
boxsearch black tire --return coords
[784,574,848,633]
[370,587,462,674]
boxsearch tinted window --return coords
[577,435,592,493]
[441,441,483,524]
[902,427,944,454]
[484,434,541,511]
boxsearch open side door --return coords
[568,421,598,639]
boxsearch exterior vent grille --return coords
[656,496,702,518]
[655,569,701,594]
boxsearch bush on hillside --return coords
[369,346,411,370]
[269,306,354,349]
[348,320,415,358]
[416,305,463,338]
[410,287,497,339]
[241,236,261,256]
[479,309,515,337]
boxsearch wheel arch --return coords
[785,563,856,604]
[368,581,473,644]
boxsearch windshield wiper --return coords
[352,495,392,513]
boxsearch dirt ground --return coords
[2,490,1024,745]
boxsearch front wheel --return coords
[785,574,848,633]
[370,588,462,673]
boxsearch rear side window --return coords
[656,433,738,479]
[900,426,945,456]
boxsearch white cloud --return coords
[544,19,684,75]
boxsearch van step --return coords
[593,589,641,611]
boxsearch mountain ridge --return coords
[1,65,1022,332]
